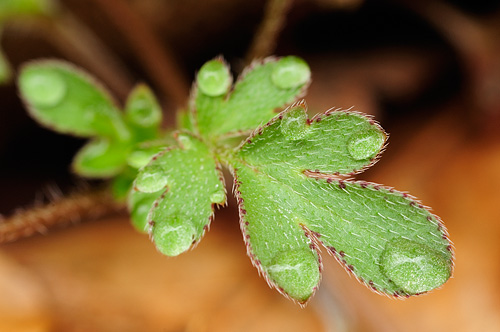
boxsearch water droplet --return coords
[280,105,308,140]
[20,69,66,107]
[347,129,385,160]
[271,56,311,89]
[380,238,451,294]
[152,217,196,256]
[177,133,195,150]
[127,97,161,127]
[267,248,320,302]
[197,60,231,97]
[210,190,226,204]
[135,164,168,193]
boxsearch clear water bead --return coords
[347,129,385,160]
[20,69,66,107]
[267,248,320,302]
[271,56,311,89]
[380,238,451,294]
[135,165,168,193]
[153,217,196,256]
[197,60,231,97]
[279,105,308,140]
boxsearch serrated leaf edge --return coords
[306,176,455,299]
[237,100,389,177]
[231,166,322,306]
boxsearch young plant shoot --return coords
[18,56,454,305]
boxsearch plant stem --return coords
[0,187,125,244]
[40,10,135,101]
[90,0,190,108]
[244,0,293,64]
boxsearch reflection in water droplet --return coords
[135,165,168,193]
[380,238,451,294]
[20,70,67,107]
[177,133,195,150]
[347,129,385,160]
[267,248,320,302]
[197,60,231,97]
[128,97,161,127]
[210,190,225,204]
[279,105,308,140]
[271,56,311,89]
[153,217,196,256]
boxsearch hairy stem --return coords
[0,187,125,244]
[245,0,293,64]
[91,0,190,108]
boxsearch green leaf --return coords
[232,103,452,302]
[72,138,129,178]
[176,109,195,132]
[237,101,386,175]
[111,167,137,201]
[18,60,130,140]
[124,83,162,141]
[133,132,226,256]
[128,189,160,233]
[126,140,170,169]
[193,56,310,138]
[233,164,321,303]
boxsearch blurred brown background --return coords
[1,0,500,331]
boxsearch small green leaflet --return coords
[131,132,226,255]
[192,56,311,139]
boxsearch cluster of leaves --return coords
[0,0,54,83]
[18,56,453,304]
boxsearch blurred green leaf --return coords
[18,60,130,140]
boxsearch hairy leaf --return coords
[233,103,453,302]
[193,56,310,138]
[237,101,386,175]
[133,132,226,256]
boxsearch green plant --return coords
[18,56,453,305]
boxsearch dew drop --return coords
[271,56,311,89]
[347,129,385,160]
[127,96,161,127]
[152,217,196,256]
[380,238,451,294]
[267,248,320,302]
[135,165,168,193]
[197,60,231,97]
[177,133,195,150]
[210,190,225,204]
[20,69,66,107]
[280,105,308,140]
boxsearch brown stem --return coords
[0,187,125,244]
[40,11,135,101]
[91,0,190,108]
[245,0,294,64]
